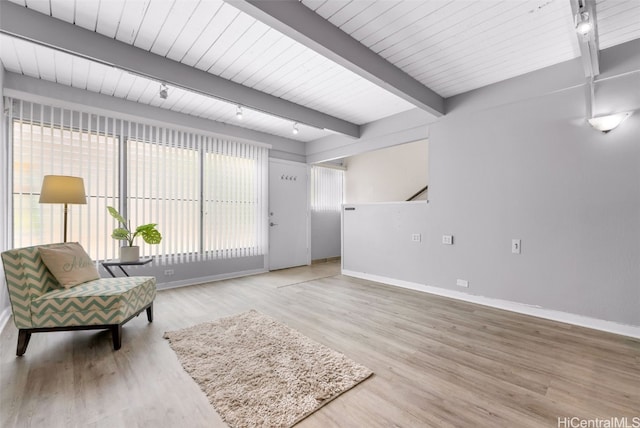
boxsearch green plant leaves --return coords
[111,228,130,240]
[139,227,162,245]
[107,206,127,225]
[107,207,162,246]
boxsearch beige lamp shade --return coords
[39,175,87,204]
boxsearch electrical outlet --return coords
[512,239,521,254]
[456,279,469,288]
[411,233,421,242]
[442,235,453,245]
[164,269,174,276]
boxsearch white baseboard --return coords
[0,307,11,334]
[157,268,268,290]
[342,270,640,340]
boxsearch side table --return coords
[101,257,154,278]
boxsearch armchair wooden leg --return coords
[146,303,153,323]
[111,325,122,350]
[17,329,32,356]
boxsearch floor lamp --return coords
[39,175,87,243]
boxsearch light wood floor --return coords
[1,262,638,427]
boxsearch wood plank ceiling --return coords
[1,0,640,143]
[303,0,640,97]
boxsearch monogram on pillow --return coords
[39,243,100,289]
[62,255,94,272]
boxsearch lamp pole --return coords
[63,203,69,243]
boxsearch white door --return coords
[269,159,309,270]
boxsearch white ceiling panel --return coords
[34,43,56,81]
[207,21,272,77]
[302,0,582,98]
[178,3,241,67]
[86,62,108,93]
[95,0,126,39]
[0,36,21,73]
[49,0,74,23]
[597,0,640,49]
[115,0,151,45]
[70,0,101,32]
[53,48,73,86]
[98,67,122,96]
[310,1,351,19]
[132,0,175,52]
[355,2,456,49]
[70,57,90,89]
[198,16,267,74]
[153,1,211,57]
[162,1,223,59]
[218,29,284,80]
[321,1,373,27]
[338,2,401,34]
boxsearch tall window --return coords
[11,102,119,260]
[127,129,200,261]
[203,139,267,259]
[9,98,268,263]
[311,165,344,212]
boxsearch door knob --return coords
[270,222,278,227]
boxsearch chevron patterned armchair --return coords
[1,243,156,356]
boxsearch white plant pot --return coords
[120,246,140,262]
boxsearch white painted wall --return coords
[342,68,640,331]
[311,211,341,260]
[343,202,428,282]
[342,201,640,338]
[344,139,428,203]
[427,75,640,327]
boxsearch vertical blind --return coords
[1,96,11,292]
[9,98,268,263]
[10,100,119,260]
[311,165,344,212]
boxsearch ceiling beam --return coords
[570,0,600,78]
[228,0,445,117]
[0,1,360,138]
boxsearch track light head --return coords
[292,122,299,135]
[236,105,243,120]
[159,83,168,99]
[575,11,592,36]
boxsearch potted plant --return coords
[107,206,162,262]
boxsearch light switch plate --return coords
[512,239,521,254]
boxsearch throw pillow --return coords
[39,243,100,289]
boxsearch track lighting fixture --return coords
[159,83,168,99]
[584,78,631,133]
[588,112,631,133]
[292,122,299,135]
[575,11,592,36]
[236,105,243,120]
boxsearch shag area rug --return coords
[163,310,373,428]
